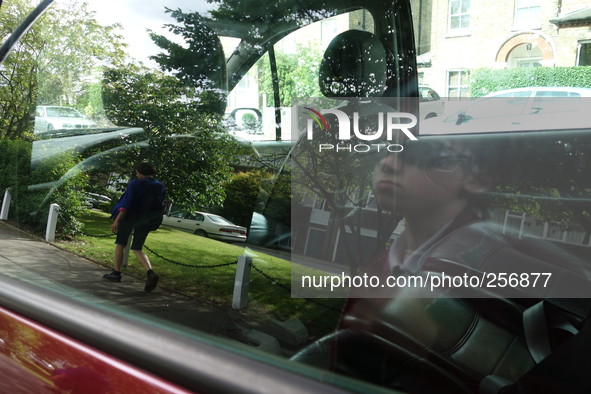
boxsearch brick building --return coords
[413,0,591,97]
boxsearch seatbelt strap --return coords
[480,301,580,394]
[523,300,578,364]
[505,316,591,394]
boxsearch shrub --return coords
[0,140,32,225]
[211,171,262,229]
[26,153,90,236]
[0,140,89,237]
[470,66,591,97]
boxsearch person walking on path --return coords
[103,162,166,292]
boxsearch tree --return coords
[75,73,113,126]
[212,171,263,229]
[35,0,127,107]
[102,62,245,210]
[0,0,126,140]
[487,132,591,244]
[0,0,43,139]
[257,44,323,107]
[148,7,227,114]
[206,0,338,28]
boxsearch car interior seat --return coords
[292,227,591,393]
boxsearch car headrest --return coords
[319,30,387,98]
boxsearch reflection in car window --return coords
[2,1,397,392]
[5,0,591,392]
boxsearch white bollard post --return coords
[121,232,132,267]
[0,189,11,221]
[45,204,59,242]
[232,255,252,310]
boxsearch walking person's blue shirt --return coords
[111,178,166,219]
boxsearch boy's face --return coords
[372,143,475,215]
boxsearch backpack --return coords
[134,179,165,231]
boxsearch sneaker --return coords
[145,272,159,292]
[103,271,122,282]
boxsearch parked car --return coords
[162,211,247,242]
[84,192,111,209]
[418,85,444,120]
[421,87,591,135]
[34,106,98,133]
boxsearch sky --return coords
[86,0,214,67]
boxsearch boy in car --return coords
[324,135,591,392]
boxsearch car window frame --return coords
[0,0,421,391]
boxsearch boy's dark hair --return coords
[135,162,157,176]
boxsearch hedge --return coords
[0,139,88,235]
[0,140,31,191]
[470,66,591,98]
[0,140,31,224]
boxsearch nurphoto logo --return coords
[302,106,417,153]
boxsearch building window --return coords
[447,70,470,99]
[314,196,327,211]
[449,0,470,30]
[514,0,541,28]
[516,58,542,67]
[578,42,591,66]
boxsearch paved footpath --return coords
[0,221,290,356]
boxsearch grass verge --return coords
[56,210,344,340]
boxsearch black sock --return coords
[114,270,121,275]
[147,269,154,276]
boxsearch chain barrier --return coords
[59,214,237,267]
[143,245,238,268]
[58,213,340,311]
[251,263,342,313]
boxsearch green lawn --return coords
[56,210,344,339]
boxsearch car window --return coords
[45,107,83,117]
[419,87,440,101]
[535,90,581,97]
[463,96,529,119]
[490,91,532,98]
[530,94,584,114]
[208,215,234,225]
[4,0,591,393]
